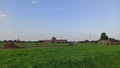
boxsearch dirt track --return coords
[0,46,68,50]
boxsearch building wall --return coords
[43,40,52,43]
[98,40,120,45]
[56,40,67,43]
[98,40,111,45]
[43,39,67,44]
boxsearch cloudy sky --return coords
[0,0,120,41]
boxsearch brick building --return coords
[98,40,120,45]
[43,37,67,43]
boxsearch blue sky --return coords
[0,0,120,41]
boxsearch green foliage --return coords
[0,43,120,68]
[100,32,109,40]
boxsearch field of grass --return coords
[0,43,120,68]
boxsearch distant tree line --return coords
[0,32,119,43]
[0,40,43,43]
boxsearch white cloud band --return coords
[0,10,7,18]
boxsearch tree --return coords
[109,38,115,41]
[100,32,108,40]
[109,38,118,42]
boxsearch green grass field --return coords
[0,43,120,68]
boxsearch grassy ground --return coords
[0,43,120,68]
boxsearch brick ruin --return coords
[67,42,74,46]
[43,37,67,44]
[4,42,18,49]
[98,40,120,45]
[98,40,111,45]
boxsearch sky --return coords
[0,0,120,41]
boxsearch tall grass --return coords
[0,43,120,68]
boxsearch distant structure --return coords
[98,32,120,45]
[98,40,120,45]
[4,41,18,49]
[67,42,74,46]
[43,37,67,43]
[98,40,111,45]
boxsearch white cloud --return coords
[17,33,25,36]
[0,10,7,18]
[31,0,37,4]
